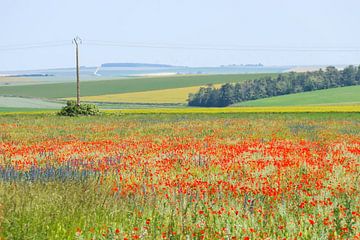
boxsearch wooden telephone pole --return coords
[73,37,82,106]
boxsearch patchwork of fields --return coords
[73,85,222,104]
[0,73,275,99]
[0,72,359,110]
[0,113,359,239]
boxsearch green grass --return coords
[0,73,276,99]
[235,85,360,107]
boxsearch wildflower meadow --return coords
[0,113,359,239]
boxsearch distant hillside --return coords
[234,85,360,106]
[101,63,177,68]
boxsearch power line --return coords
[1,39,360,53]
[83,39,360,53]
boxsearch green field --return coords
[235,85,360,107]
[0,73,276,98]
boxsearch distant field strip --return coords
[106,106,360,114]
[0,76,39,86]
[235,85,360,107]
[1,105,360,114]
[76,85,222,103]
[0,73,276,98]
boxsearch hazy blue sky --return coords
[1,0,360,70]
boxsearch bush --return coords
[58,101,100,116]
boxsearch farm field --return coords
[235,85,360,107]
[0,73,276,99]
[0,113,359,239]
[1,105,360,115]
[112,105,360,114]
[74,84,222,104]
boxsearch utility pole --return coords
[73,36,82,106]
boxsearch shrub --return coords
[58,100,100,116]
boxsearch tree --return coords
[219,83,235,106]
[356,65,360,84]
[325,66,340,88]
[341,65,357,86]
[207,89,221,107]
[234,83,244,102]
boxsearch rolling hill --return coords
[234,85,360,107]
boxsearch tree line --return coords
[188,65,360,107]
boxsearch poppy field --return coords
[0,113,359,239]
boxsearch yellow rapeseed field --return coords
[106,105,360,114]
[1,105,359,116]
